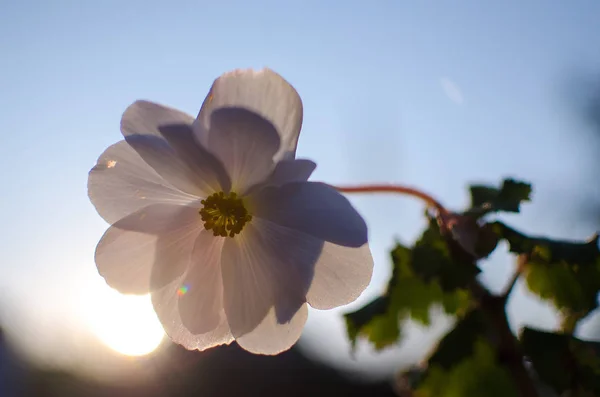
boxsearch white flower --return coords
[88,68,374,355]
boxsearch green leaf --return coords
[494,222,600,326]
[344,297,399,350]
[495,223,599,265]
[409,218,481,291]
[344,219,473,350]
[468,178,532,215]
[426,309,487,369]
[400,310,518,397]
[521,327,600,396]
[416,339,518,397]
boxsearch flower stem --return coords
[501,254,528,301]
[334,184,449,216]
[473,281,540,397]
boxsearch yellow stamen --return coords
[199,192,252,237]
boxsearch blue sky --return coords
[1,0,600,378]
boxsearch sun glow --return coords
[83,285,165,356]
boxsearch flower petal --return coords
[152,276,233,351]
[220,219,319,338]
[204,107,280,193]
[121,100,194,140]
[88,140,196,224]
[250,182,368,248]
[306,243,373,310]
[178,232,226,334]
[121,101,226,196]
[263,159,316,187]
[158,123,231,193]
[235,304,308,355]
[95,204,202,294]
[194,68,303,162]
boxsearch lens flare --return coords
[177,284,189,296]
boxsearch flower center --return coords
[199,192,252,237]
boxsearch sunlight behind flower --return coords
[82,286,164,356]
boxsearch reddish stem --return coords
[334,184,449,216]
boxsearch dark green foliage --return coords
[426,309,488,369]
[521,327,600,396]
[408,218,481,291]
[344,219,473,350]
[494,221,600,326]
[468,178,532,216]
[345,177,600,397]
[397,311,518,397]
[415,338,518,397]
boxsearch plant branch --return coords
[472,281,540,397]
[338,182,540,396]
[334,184,449,216]
[501,254,528,301]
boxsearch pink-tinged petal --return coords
[221,219,318,338]
[88,140,196,224]
[95,204,202,294]
[203,107,280,193]
[194,68,303,162]
[121,101,227,196]
[94,226,156,295]
[178,232,226,334]
[157,123,231,193]
[121,100,194,140]
[250,182,368,248]
[263,159,316,187]
[236,304,308,355]
[152,276,233,351]
[306,243,373,310]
